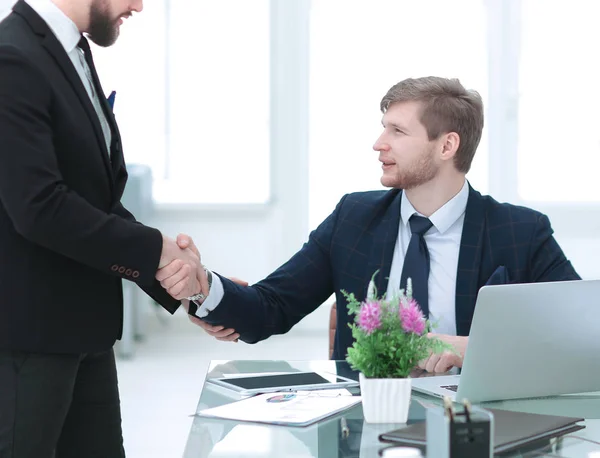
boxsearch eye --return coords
[394,128,404,135]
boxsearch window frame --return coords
[154,0,310,217]
[486,0,599,238]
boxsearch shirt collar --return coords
[400,179,470,235]
[25,0,81,53]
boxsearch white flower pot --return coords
[359,373,412,423]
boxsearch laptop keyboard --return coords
[440,384,458,392]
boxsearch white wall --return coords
[0,0,13,19]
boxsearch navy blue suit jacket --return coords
[204,186,580,360]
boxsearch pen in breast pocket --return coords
[107,91,116,110]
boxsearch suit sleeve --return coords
[528,214,581,282]
[202,195,349,343]
[0,46,161,287]
[112,201,180,313]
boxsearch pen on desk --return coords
[340,417,350,438]
[443,396,454,422]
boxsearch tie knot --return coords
[409,215,433,235]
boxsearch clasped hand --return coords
[155,234,209,300]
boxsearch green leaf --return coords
[343,271,458,378]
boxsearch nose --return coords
[373,134,389,152]
[132,0,143,12]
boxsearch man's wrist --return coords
[186,267,213,302]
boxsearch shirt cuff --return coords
[192,270,224,318]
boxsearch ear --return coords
[440,132,460,162]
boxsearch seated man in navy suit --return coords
[158,76,580,373]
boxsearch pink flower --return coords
[400,299,426,335]
[358,300,382,334]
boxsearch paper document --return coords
[197,389,362,427]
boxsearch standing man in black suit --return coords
[0,0,207,456]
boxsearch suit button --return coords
[125,268,132,276]
[118,267,125,274]
[132,271,140,279]
[111,264,119,272]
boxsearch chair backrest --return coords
[328,302,336,359]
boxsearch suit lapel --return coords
[79,44,123,177]
[366,190,402,298]
[13,1,114,184]
[455,185,486,335]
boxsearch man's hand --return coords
[176,233,199,257]
[189,315,241,342]
[175,233,211,295]
[183,275,249,342]
[418,334,468,373]
[156,235,208,300]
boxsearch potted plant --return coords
[343,272,450,423]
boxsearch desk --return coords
[184,360,600,457]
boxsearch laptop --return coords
[411,279,600,403]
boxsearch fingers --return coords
[228,276,249,287]
[176,233,190,249]
[418,351,456,373]
[177,233,200,258]
[188,315,240,342]
[417,355,431,371]
[168,275,194,299]
[158,261,189,289]
[160,264,201,300]
[158,236,199,276]
[216,332,240,342]
[156,259,183,282]
[156,244,204,299]
[156,260,198,299]
[172,270,201,299]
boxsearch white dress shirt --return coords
[25,0,112,151]
[25,0,91,98]
[196,181,470,325]
[386,180,469,336]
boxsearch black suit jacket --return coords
[0,1,179,353]
[203,186,580,360]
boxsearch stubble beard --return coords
[390,147,439,190]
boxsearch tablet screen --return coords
[221,372,347,390]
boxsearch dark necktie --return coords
[77,36,112,154]
[400,215,433,317]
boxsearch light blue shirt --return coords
[386,179,469,336]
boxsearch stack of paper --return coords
[197,389,362,427]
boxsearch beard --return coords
[386,146,439,190]
[88,0,120,47]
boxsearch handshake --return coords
[154,233,243,342]
[155,233,207,301]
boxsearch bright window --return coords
[308,0,489,228]
[518,0,600,202]
[94,0,271,204]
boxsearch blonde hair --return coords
[380,76,484,173]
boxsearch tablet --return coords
[207,371,359,395]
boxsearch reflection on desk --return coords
[184,360,600,458]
